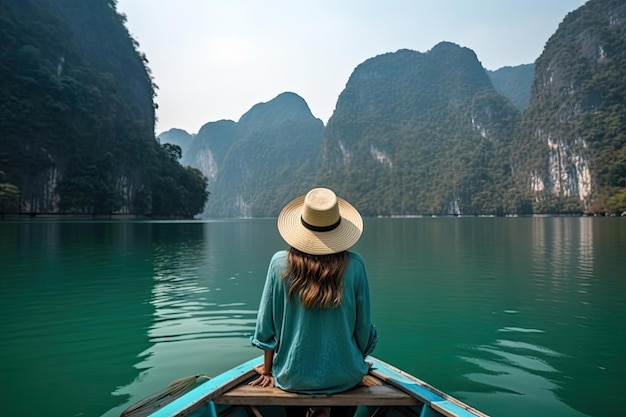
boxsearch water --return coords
[0,217,624,417]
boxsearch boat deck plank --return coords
[213,383,422,406]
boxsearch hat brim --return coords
[277,195,363,255]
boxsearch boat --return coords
[120,355,489,417]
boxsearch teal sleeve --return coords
[251,255,279,351]
[353,255,378,356]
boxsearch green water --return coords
[0,218,624,417]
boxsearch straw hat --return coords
[277,188,363,255]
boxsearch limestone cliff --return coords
[179,93,324,218]
[318,43,520,216]
[513,0,626,212]
[0,0,159,215]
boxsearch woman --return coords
[250,188,377,416]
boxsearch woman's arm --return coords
[263,349,274,375]
[250,349,275,387]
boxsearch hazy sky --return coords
[115,0,587,135]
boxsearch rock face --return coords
[185,121,238,183]
[183,93,324,218]
[0,0,157,214]
[317,43,520,216]
[512,0,626,211]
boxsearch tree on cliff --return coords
[150,143,209,217]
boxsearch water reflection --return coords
[104,221,279,417]
[454,218,617,417]
[531,218,595,303]
[0,221,155,417]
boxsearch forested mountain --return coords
[178,93,324,218]
[179,120,238,194]
[317,43,521,216]
[487,64,534,110]
[511,0,626,214]
[0,0,208,217]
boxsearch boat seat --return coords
[213,378,421,407]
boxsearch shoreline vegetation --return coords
[2,212,625,221]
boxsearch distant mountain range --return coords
[2,0,624,217]
[160,0,625,217]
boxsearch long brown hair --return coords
[282,247,350,309]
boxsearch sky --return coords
[115,0,588,135]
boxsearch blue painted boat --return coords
[121,355,489,417]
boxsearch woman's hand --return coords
[252,364,268,375]
[249,364,275,387]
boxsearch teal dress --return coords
[251,250,378,394]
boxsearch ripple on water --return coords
[149,304,258,343]
[498,326,545,333]
[457,327,589,417]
